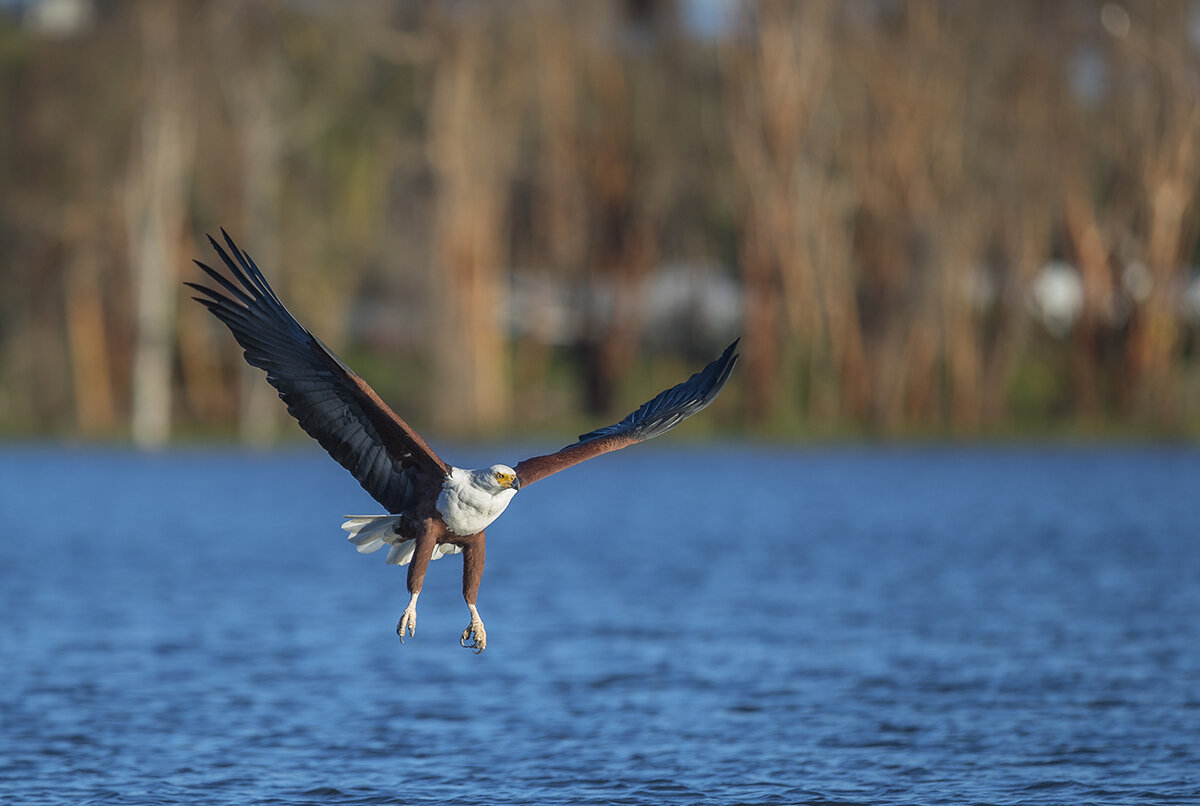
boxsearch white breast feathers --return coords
[436,465,519,536]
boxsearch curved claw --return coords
[396,607,417,643]
[460,620,487,654]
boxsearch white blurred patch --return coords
[1101,3,1131,39]
[1028,262,1085,337]
[964,265,999,314]
[1122,261,1153,303]
[1179,274,1200,325]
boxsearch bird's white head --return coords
[438,465,521,536]
[474,464,521,493]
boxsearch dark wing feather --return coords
[187,230,447,514]
[513,339,739,486]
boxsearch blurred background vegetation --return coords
[2,0,1200,446]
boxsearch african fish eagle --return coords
[188,231,739,652]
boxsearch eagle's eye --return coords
[493,471,511,484]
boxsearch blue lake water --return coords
[1,444,1198,805]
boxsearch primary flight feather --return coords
[188,231,739,652]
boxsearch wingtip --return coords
[220,227,240,256]
[714,337,740,377]
[189,260,222,286]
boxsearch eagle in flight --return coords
[188,231,739,653]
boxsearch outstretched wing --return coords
[187,230,447,514]
[513,339,739,486]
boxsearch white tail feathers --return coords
[341,515,402,554]
[385,540,416,566]
[340,516,463,566]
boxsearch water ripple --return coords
[1,446,1199,805]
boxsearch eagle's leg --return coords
[397,525,437,643]
[396,592,418,641]
[459,535,487,653]
[461,605,486,653]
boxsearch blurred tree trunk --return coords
[520,5,588,425]
[1083,4,1200,424]
[65,231,116,434]
[976,20,1062,427]
[1061,186,1113,419]
[580,58,655,416]
[843,3,983,431]
[125,0,196,449]
[735,222,785,422]
[575,3,674,417]
[721,0,842,425]
[210,0,288,444]
[62,118,119,435]
[427,10,521,436]
[1129,103,1199,423]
